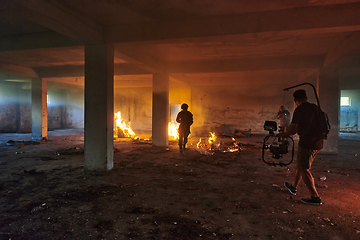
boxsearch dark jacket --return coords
[176,110,193,134]
[291,102,324,150]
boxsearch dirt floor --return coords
[0,129,360,240]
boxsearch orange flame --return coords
[114,111,139,139]
[168,121,179,140]
[227,137,240,152]
[208,132,217,145]
[114,112,181,141]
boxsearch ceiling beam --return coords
[0,32,82,51]
[33,55,324,78]
[0,73,32,81]
[0,61,38,77]
[46,77,84,88]
[114,47,196,86]
[34,63,149,78]
[4,0,103,44]
[114,80,152,88]
[35,65,84,78]
[169,74,192,86]
[114,47,166,73]
[114,64,150,75]
[114,49,195,86]
[106,2,360,43]
[168,56,325,73]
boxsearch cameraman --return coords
[277,105,290,132]
[277,89,323,205]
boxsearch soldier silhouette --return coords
[176,103,193,153]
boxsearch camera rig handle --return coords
[262,135,294,167]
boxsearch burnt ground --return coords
[0,129,359,240]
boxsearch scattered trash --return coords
[7,140,40,146]
[320,176,326,181]
[24,169,45,175]
[54,148,84,155]
[31,203,47,213]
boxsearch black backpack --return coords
[283,82,331,145]
[312,104,331,140]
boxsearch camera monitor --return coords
[264,121,277,132]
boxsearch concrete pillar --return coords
[152,73,169,147]
[31,78,47,141]
[318,67,339,154]
[84,44,114,171]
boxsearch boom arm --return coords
[283,82,321,109]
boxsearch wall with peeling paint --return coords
[190,83,323,135]
[47,86,84,129]
[0,81,29,133]
[1,78,332,136]
[113,85,191,132]
[114,87,153,131]
[0,81,84,133]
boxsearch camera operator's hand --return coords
[277,123,298,138]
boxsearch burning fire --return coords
[114,111,180,141]
[197,132,240,155]
[114,111,139,139]
[228,138,240,152]
[168,121,179,140]
[208,132,217,145]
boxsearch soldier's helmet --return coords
[181,103,188,110]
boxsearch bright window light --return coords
[341,97,350,106]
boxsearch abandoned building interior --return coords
[1,1,360,239]
[1,1,359,170]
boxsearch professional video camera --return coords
[262,82,330,167]
[262,120,294,166]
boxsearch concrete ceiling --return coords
[1,0,360,87]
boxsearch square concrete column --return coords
[31,77,47,141]
[84,44,114,171]
[318,67,339,154]
[152,73,169,147]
